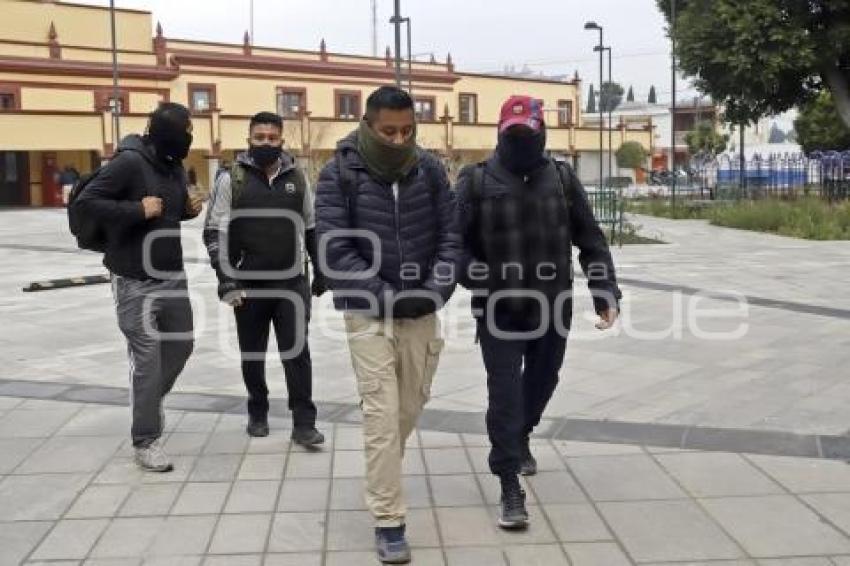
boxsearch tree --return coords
[586,84,597,114]
[685,120,729,159]
[768,123,786,144]
[616,141,648,169]
[599,82,625,113]
[648,85,658,104]
[626,86,635,102]
[656,0,850,128]
[794,91,850,153]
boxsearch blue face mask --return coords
[497,127,547,175]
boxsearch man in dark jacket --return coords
[75,102,202,472]
[456,95,621,530]
[316,86,459,564]
[203,111,326,445]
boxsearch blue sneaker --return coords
[375,524,411,564]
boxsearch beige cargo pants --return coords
[344,312,444,528]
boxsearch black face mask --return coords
[249,144,283,168]
[496,128,547,175]
[149,129,192,162]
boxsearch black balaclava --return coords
[147,103,193,162]
[496,126,548,176]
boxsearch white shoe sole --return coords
[134,457,173,473]
[498,516,529,530]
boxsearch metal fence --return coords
[693,151,850,201]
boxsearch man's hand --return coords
[218,280,245,308]
[595,308,619,330]
[185,193,204,218]
[141,196,163,219]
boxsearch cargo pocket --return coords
[421,338,444,402]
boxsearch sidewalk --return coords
[3,395,850,565]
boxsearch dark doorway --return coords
[0,151,30,206]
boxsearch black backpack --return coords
[67,166,108,252]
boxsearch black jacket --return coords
[75,134,192,280]
[456,155,621,330]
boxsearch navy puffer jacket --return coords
[315,130,460,314]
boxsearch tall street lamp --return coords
[595,44,613,186]
[670,0,677,206]
[584,21,604,189]
[392,0,403,86]
[390,15,413,94]
[109,0,120,144]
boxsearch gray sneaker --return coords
[134,439,173,472]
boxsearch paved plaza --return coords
[1,208,850,564]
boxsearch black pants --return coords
[477,317,567,476]
[234,277,317,428]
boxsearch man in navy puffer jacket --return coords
[316,85,459,564]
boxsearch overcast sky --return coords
[73,0,697,103]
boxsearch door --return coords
[41,152,62,206]
[0,151,30,206]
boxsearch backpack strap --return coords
[553,160,574,211]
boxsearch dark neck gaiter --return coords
[496,128,548,175]
[357,120,418,184]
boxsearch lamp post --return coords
[392,0,403,87]
[389,16,413,95]
[109,0,120,144]
[595,44,613,185]
[584,21,604,189]
[670,0,677,206]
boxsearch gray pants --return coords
[111,274,194,447]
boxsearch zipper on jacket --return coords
[392,181,405,290]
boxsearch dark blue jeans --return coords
[476,317,567,476]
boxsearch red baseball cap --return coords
[499,95,545,134]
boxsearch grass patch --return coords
[627,197,850,240]
[604,222,666,245]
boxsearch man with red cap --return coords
[455,95,621,529]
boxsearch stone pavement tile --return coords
[17,436,124,474]
[334,426,364,450]
[202,555,262,566]
[802,494,850,535]
[282,451,331,479]
[208,513,272,554]
[91,517,164,558]
[640,562,754,566]
[326,510,374,551]
[436,506,501,547]
[325,548,444,566]
[0,404,79,438]
[162,433,209,456]
[555,442,642,461]
[266,512,325,553]
[747,455,850,493]
[461,433,491,448]
[31,519,110,560]
[654,452,783,497]
[527,441,566,473]
[56,406,129,436]
[332,450,366,478]
[24,561,84,566]
[568,454,687,501]
[562,542,633,566]
[701,495,850,557]
[83,559,141,565]
[263,553,322,566]
[430,474,485,507]
[188,455,242,482]
[599,500,745,562]
[423,448,473,475]
[543,503,612,542]
[0,520,52,566]
[119,484,181,517]
[67,485,132,518]
[419,431,463,448]
[0,473,90,520]
[147,515,217,557]
[246,435,290,455]
[445,547,507,566]
[329,477,366,510]
[173,413,218,433]
[504,544,570,566]
[277,478,329,512]
[239,454,287,481]
[405,475,433,508]
[406,508,441,548]
[402,449,426,475]
[0,437,43,473]
[758,559,834,565]
[170,482,230,516]
[203,432,249,455]
[224,480,279,514]
[526,471,588,504]
[142,557,202,565]
[466,447,491,474]
[829,557,850,565]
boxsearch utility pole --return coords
[393,0,402,86]
[109,0,120,144]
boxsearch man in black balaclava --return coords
[203,112,326,447]
[456,95,622,530]
[75,102,202,473]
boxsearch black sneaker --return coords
[246,418,269,438]
[520,437,538,476]
[375,525,411,564]
[498,475,529,530]
[291,426,325,447]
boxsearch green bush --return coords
[707,198,850,240]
